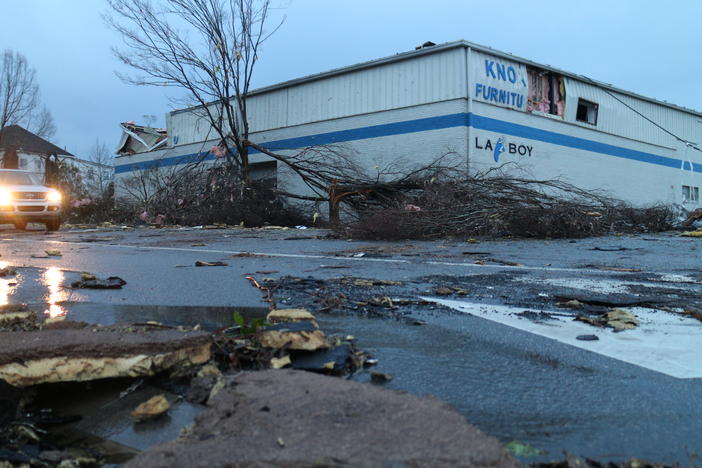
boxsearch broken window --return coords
[682,185,699,202]
[527,68,564,117]
[576,99,598,125]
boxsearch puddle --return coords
[0,265,268,329]
[56,302,269,330]
[34,378,204,464]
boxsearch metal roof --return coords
[177,39,702,120]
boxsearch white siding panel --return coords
[564,78,700,149]
[248,88,288,132]
[284,48,464,128]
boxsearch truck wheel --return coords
[13,220,27,230]
[45,218,61,231]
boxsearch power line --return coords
[582,76,702,156]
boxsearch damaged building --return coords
[114,40,702,209]
[116,122,168,156]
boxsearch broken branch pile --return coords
[346,175,674,239]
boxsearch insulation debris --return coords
[257,321,328,351]
[132,394,171,422]
[0,324,211,386]
[266,308,318,326]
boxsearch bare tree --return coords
[86,140,115,195]
[0,50,55,139]
[106,0,282,186]
[25,106,56,140]
[107,0,371,204]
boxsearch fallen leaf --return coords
[45,250,61,256]
[505,440,546,457]
[195,260,228,267]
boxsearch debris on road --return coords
[0,304,36,330]
[45,250,62,257]
[123,370,518,468]
[680,229,702,237]
[230,252,269,258]
[80,272,96,281]
[576,308,639,331]
[345,278,403,287]
[71,276,127,289]
[257,321,328,351]
[432,286,469,296]
[576,334,600,341]
[370,371,393,384]
[194,260,228,267]
[266,308,318,327]
[270,355,291,369]
[0,266,17,277]
[212,308,369,377]
[132,394,170,422]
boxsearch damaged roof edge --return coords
[170,39,702,120]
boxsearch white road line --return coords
[424,297,702,379]
[2,238,629,275]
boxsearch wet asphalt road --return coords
[1,225,701,464]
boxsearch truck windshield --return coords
[0,172,41,185]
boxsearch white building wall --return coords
[116,42,702,210]
[167,48,466,147]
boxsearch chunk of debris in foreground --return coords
[125,370,518,468]
[0,324,211,386]
[257,310,328,351]
[132,394,171,422]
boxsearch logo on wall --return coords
[493,138,505,162]
[474,137,534,162]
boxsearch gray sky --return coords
[2,0,701,159]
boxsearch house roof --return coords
[0,125,73,157]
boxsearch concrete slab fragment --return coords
[125,369,518,468]
[0,325,211,386]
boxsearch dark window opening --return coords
[576,99,598,125]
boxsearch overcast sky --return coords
[2,0,701,159]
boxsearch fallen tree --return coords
[340,170,675,239]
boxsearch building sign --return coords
[472,51,528,111]
[474,137,533,162]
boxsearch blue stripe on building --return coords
[115,112,700,174]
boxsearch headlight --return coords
[0,189,12,205]
[47,190,62,202]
